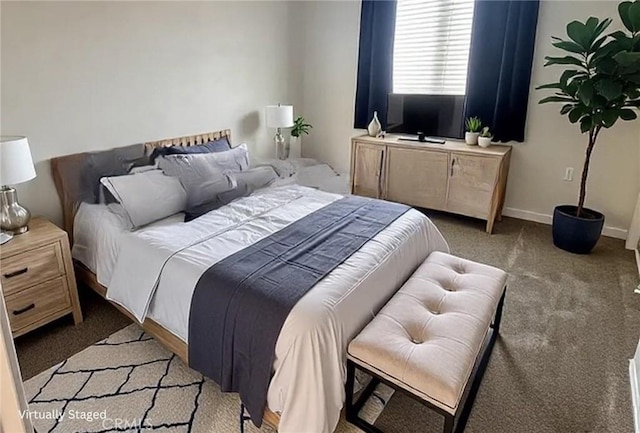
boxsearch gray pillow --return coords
[149,137,231,162]
[233,166,277,190]
[184,167,278,222]
[157,154,236,208]
[197,143,250,172]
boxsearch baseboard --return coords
[502,207,628,240]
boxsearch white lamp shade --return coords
[265,105,294,128]
[0,136,36,186]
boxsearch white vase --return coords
[289,136,302,159]
[465,132,480,145]
[367,111,382,137]
[478,136,492,148]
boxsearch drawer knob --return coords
[12,303,35,315]
[3,267,28,279]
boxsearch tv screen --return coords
[386,94,466,139]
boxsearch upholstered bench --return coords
[346,251,507,433]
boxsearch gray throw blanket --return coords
[188,196,410,426]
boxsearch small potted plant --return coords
[478,127,493,148]
[290,116,312,158]
[464,117,482,145]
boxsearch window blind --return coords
[393,0,475,96]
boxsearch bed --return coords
[51,129,449,433]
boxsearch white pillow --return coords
[100,170,187,229]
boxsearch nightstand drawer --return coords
[5,276,71,333]
[1,243,65,295]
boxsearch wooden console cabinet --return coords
[350,135,511,233]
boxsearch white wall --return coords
[295,0,640,237]
[2,0,638,235]
[1,1,296,225]
[295,0,361,168]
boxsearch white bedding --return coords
[73,185,448,433]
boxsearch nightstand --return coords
[0,218,82,337]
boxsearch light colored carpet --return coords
[24,325,392,433]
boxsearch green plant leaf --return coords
[594,110,604,126]
[626,99,640,107]
[609,30,629,41]
[590,35,608,53]
[536,82,563,90]
[620,108,638,120]
[621,63,640,75]
[566,77,582,97]
[619,1,635,33]
[544,55,586,68]
[602,109,619,127]
[626,86,640,99]
[578,81,595,105]
[585,17,599,32]
[567,21,590,50]
[560,70,585,87]
[580,115,593,133]
[539,96,575,104]
[569,106,585,123]
[614,51,640,67]
[629,1,640,33]
[593,40,624,64]
[593,18,613,42]
[626,74,640,84]
[595,79,623,100]
[560,104,574,115]
[552,40,585,54]
[596,57,618,74]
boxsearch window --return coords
[393,0,475,95]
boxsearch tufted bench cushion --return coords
[347,251,507,415]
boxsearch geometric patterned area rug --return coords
[24,325,393,433]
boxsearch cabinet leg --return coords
[71,305,83,325]
[486,218,495,234]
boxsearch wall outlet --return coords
[564,167,574,182]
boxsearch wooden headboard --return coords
[51,129,232,243]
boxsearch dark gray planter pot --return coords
[552,205,605,254]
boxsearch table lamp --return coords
[0,136,36,234]
[266,104,294,160]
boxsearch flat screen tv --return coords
[386,93,466,139]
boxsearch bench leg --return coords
[345,360,385,433]
[443,414,455,433]
[239,403,249,433]
[491,287,506,334]
[345,360,356,421]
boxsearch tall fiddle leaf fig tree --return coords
[538,1,640,218]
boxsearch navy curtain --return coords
[464,0,540,142]
[353,0,397,129]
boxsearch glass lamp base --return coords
[274,129,289,160]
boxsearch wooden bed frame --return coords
[50,129,281,429]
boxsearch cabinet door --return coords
[446,153,500,219]
[385,147,448,209]
[352,142,385,198]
